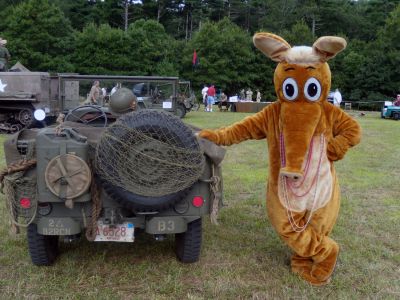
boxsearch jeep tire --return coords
[175,218,202,263]
[27,224,59,266]
[176,103,187,119]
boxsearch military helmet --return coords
[109,87,137,114]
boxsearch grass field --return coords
[0,109,399,299]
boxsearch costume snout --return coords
[279,101,325,179]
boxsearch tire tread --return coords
[27,224,58,266]
[175,218,202,263]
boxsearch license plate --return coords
[94,221,134,242]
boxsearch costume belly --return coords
[278,134,333,213]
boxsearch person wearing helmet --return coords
[0,38,11,71]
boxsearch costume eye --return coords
[304,77,321,102]
[282,78,298,101]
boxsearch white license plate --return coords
[94,221,134,242]
[162,101,172,109]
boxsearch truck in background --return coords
[381,101,400,120]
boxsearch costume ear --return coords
[312,36,347,62]
[253,32,291,62]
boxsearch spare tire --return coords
[95,110,205,212]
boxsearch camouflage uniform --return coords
[0,46,11,71]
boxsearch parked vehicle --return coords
[0,71,182,132]
[2,108,225,266]
[0,71,62,132]
[177,81,199,117]
[132,80,198,118]
[381,101,400,120]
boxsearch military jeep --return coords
[2,108,224,266]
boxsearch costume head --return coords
[253,33,346,179]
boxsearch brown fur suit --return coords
[200,33,361,285]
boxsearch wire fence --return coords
[339,101,388,111]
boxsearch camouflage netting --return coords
[3,172,37,227]
[95,111,205,197]
[2,140,37,227]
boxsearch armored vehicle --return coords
[1,107,224,265]
[0,71,60,132]
[0,71,183,132]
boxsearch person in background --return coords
[201,84,208,111]
[218,92,228,111]
[333,88,342,107]
[111,83,121,96]
[240,89,245,100]
[88,80,100,105]
[246,88,253,101]
[256,89,261,102]
[0,38,11,72]
[393,94,400,106]
[207,84,216,112]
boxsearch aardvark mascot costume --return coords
[199,33,361,285]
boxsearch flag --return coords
[192,49,198,67]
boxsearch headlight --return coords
[34,109,46,121]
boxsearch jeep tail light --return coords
[192,196,204,208]
[20,198,31,209]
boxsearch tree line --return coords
[0,0,399,102]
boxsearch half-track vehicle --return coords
[1,105,225,265]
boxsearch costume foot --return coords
[298,270,331,286]
[292,254,332,286]
[311,243,339,282]
[291,254,313,275]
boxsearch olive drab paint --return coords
[3,115,225,264]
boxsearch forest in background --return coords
[0,0,399,102]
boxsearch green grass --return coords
[0,110,399,299]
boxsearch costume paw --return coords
[311,243,339,281]
[199,129,219,144]
[327,137,346,161]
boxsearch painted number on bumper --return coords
[158,220,175,232]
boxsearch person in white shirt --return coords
[111,83,121,96]
[201,85,208,110]
[256,90,261,102]
[333,89,342,107]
